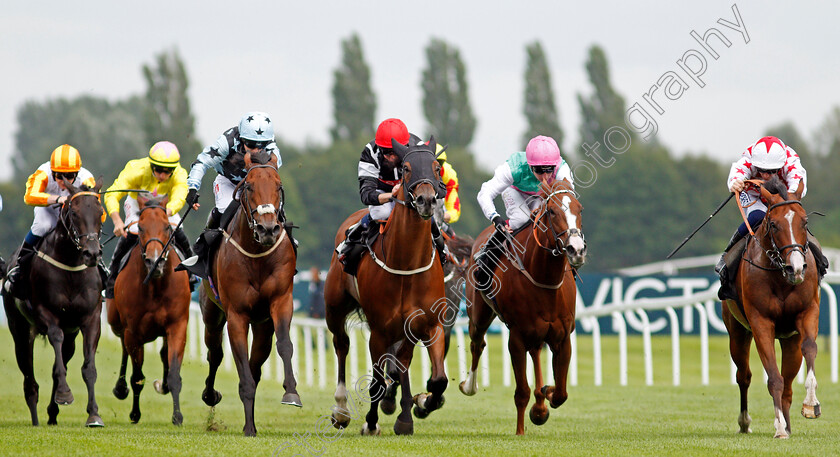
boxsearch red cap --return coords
[375,118,409,148]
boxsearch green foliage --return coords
[577,45,627,152]
[421,38,477,148]
[522,41,564,149]
[141,48,203,158]
[330,34,376,143]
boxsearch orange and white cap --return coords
[50,144,82,172]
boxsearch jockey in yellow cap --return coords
[102,141,194,299]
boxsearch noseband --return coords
[59,191,103,252]
[757,200,808,271]
[234,165,284,239]
[532,188,584,257]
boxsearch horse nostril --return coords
[783,265,795,276]
[415,195,426,206]
[272,225,281,237]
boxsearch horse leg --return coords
[165,320,188,426]
[750,318,788,438]
[155,339,170,395]
[361,333,388,436]
[44,319,73,409]
[201,296,225,407]
[271,294,301,407]
[779,335,802,436]
[6,305,40,425]
[394,339,415,435]
[325,293,354,428]
[113,338,130,400]
[544,333,572,409]
[248,319,273,408]
[125,332,145,424]
[529,346,549,426]
[227,312,258,437]
[723,305,753,433]
[797,306,821,420]
[414,323,449,418]
[508,331,531,435]
[79,310,103,428]
[380,341,402,415]
[459,294,495,396]
[47,325,74,426]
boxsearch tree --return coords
[330,33,376,143]
[522,41,564,149]
[577,45,628,150]
[421,38,476,148]
[141,48,202,156]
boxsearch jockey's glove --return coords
[186,188,200,206]
[492,215,506,232]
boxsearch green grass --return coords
[0,324,837,457]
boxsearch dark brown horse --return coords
[460,178,586,435]
[722,178,821,438]
[2,179,106,427]
[107,194,191,425]
[325,139,448,436]
[199,150,298,436]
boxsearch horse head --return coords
[62,177,104,267]
[137,194,171,279]
[240,149,283,247]
[391,136,445,220]
[536,179,586,269]
[758,176,808,285]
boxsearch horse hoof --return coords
[360,423,381,436]
[54,390,74,405]
[394,418,414,435]
[331,412,350,430]
[281,392,303,407]
[529,406,549,426]
[380,397,397,415]
[202,389,222,407]
[774,432,790,439]
[172,412,183,426]
[85,415,105,428]
[412,404,430,419]
[130,411,141,424]
[459,380,476,396]
[113,384,129,400]
[153,380,168,395]
[802,403,821,419]
[243,425,257,437]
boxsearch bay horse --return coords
[199,149,298,436]
[722,177,821,438]
[107,194,191,425]
[325,139,448,436]
[459,178,586,435]
[2,178,106,427]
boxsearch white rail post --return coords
[349,328,359,383]
[303,326,313,386]
[290,324,299,380]
[693,303,709,385]
[569,330,578,387]
[317,326,327,389]
[501,326,510,387]
[223,328,232,372]
[455,325,467,381]
[822,282,838,383]
[665,307,680,386]
[632,309,653,386]
[611,313,625,386]
[482,336,491,387]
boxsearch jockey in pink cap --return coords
[473,135,573,286]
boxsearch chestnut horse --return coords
[2,179,106,427]
[722,177,821,438]
[325,139,448,436]
[199,149,298,436]
[460,179,586,435]
[107,194,191,425]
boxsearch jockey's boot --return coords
[431,219,449,267]
[337,214,371,264]
[177,209,221,279]
[807,231,829,279]
[716,230,745,301]
[5,240,38,300]
[472,229,507,291]
[105,234,138,299]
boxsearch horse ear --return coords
[391,139,408,160]
[268,152,278,168]
[244,151,253,169]
[94,176,103,193]
[427,136,438,154]
[161,195,169,207]
[792,180,805,200]
[758,184,781,205]
[64,177,79,195]
[136,193,149,208]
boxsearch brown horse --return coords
[107,194,191,425]
[460,178,586,435]
[325,139,448,436]
[2,179,106,427]
[722,177,821,438]
[199,149,298,436]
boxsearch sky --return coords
[1,0,838,181]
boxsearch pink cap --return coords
[525,135,560,166]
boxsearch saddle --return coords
[340,220,381,276]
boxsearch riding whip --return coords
[143,201,196,285]
[666,193,734,259]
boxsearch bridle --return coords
[234,164,284,239]
[58,191,103,252]
[746,200,808,273]
[532,187,584,258]
[137,203,173,264]
[390,149,443,209]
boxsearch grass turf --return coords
[0,321,837,457]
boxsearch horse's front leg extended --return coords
[272,293,301,407]
[798,305,821,420]
[80,309,104,427]
[227,312,258,436]
[751,316,788,438]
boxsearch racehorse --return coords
[722,177,821,438]
[198,149,299,436]
[380,230,473,415]
[2,178,106,427]
[325,139,448,436]
[459,178,586,435]
[107,194,191,425]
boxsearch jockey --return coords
[473,135,573,287]
[5,144,103,299]
[716,136,828,299]
[181,112,293,277]
[435,143,461,236]
[336,118,447,269]
[103,141,194,299]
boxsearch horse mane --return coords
[763,175,788,200]
[142,194,168,208]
